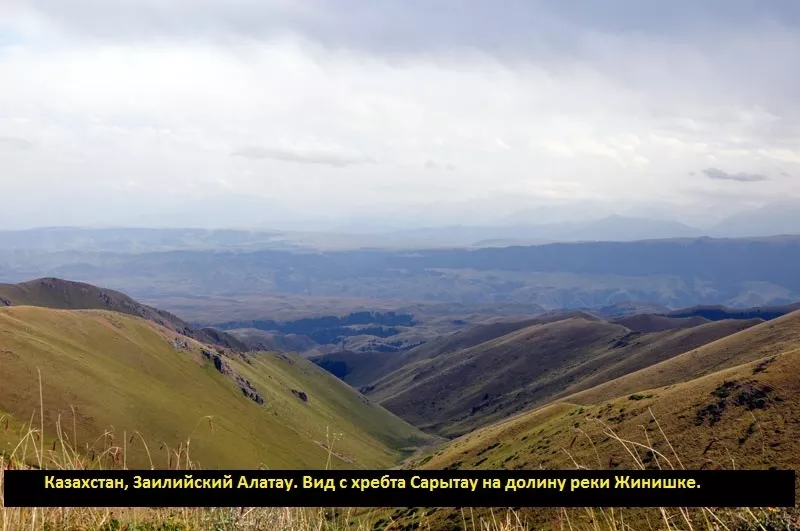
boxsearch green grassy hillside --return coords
[0,306,431,470]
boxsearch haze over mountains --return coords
[1,197,799,250]
[2,230,799,316]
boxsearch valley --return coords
[1,268,798,529]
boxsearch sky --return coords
[1,0,799,230]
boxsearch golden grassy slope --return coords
[403,334,800,530]
[0,306,431,470]
[568,310,800,406]
[421,348,800,472]
[420,312,800,474]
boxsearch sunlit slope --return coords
[419,347,799,473]
[568,309,800,406]
[0,306,430,469]
[402,344,800,531]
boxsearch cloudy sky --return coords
[1,0,799,230]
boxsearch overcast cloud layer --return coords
[1,0,799,229]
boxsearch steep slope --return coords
[367,315,760,437]
[370,317,629,436]
[546,318,762,399]
[313,311,602,389]
[420,326,800,473]
[410,347,799,529]
[311,316,548,387]
[0,306,431,469]
[0,278,246,351]
[568,310,800,406]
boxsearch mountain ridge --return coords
[0,277,247,351]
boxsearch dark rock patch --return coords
[735,382,776,410]
[202,349,264,406]
[712,381,738,399]
[172,338,190,351]
[291,389,309,402]
[752,357,777,374]
[695,399,727,426]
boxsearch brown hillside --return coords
[368,315,759,437]
[312,316,547,388]
[314,310,606,389]
[412,348,800,529]
[373,317,629,436]
[568,309,800,406]
[545,318,763,400]
[611,313,709,333]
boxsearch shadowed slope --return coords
[610,313,709,333]
[312,310,603,389]
[364,314,760,437]
[371,317,628,436]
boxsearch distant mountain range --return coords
[2,234,800,310]
[1,200,797,252]
[710,200,800,238]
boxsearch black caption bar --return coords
[4,470,795,508]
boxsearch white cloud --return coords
[1,2,799,229]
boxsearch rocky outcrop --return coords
[172,338,190,351]
[202,349,264,406]
[291,389,309,402]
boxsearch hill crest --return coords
[0,277,246,351]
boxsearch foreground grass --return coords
[2,353,798,530]
[1,402,797,531]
